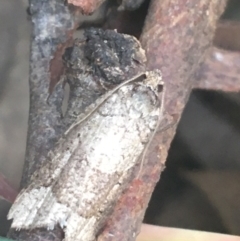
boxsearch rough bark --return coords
[21,0,75,187]
[8,0,75,240]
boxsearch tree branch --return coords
[8,1,75,240]
[21,1,75,187]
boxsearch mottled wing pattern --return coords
[8,70,162,241]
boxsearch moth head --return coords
[143,70,164,94]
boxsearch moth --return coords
[8,70,164,241]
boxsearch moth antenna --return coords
[65,72,146,135]
[137,81,165,178]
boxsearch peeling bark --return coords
[8,0,75,240]
[21,0,75,186]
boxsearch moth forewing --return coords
[8,70,163,241]
[137,70,165,177]
[65,72,147,135]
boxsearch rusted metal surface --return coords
[98,0,228,240]
[195,47,240,92]
[214,20,240,51]
[195,21,240,92]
